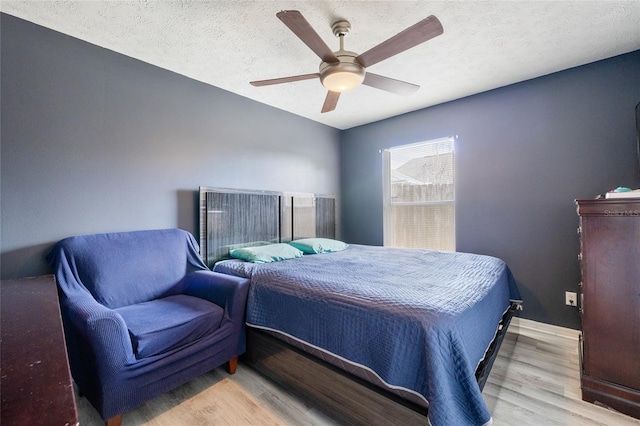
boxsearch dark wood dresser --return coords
[1,275,78,426]
[576,199,640,419]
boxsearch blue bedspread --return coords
[214,245,521,426]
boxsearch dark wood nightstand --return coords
[1,275,78,426]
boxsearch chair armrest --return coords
[62,295,136,369]
[183,271,250,321]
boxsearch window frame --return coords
[382,136,456,250]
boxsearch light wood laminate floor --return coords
[76,321,640,426]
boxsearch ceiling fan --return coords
[250,10,444,113]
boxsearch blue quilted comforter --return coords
[214,245,521,426]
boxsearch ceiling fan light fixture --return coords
[321,68,365,92]
[319,51,365,92]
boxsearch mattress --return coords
[214,244,521,426]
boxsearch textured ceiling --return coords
[2,1,640,130]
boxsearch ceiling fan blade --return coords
[250,73,320,87]
[321,91,340,113]
[362,73,419,96]
[277,10,339,63]
[356,15,443,68]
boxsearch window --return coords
[383,137,455,251]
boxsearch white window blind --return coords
[383,137,455,251]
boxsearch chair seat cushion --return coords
[115,294,224,359]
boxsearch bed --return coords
[199,187,522,426]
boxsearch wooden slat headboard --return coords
[199,187,335,268]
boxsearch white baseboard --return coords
[510,317,581,340]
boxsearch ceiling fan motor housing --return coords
[319,50,366,92]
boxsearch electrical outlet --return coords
[565,291,577,306]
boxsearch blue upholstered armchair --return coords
[48,229,250,426]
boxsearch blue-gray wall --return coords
[0,14,341,279]
[341,50,640,329]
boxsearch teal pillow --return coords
[289,238,349,254]
[229,243,303,263]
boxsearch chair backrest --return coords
[49,229,208,309]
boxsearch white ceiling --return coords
[2,1,640,130]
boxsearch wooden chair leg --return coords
[228,356,238,374]
[105,413,123,426]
